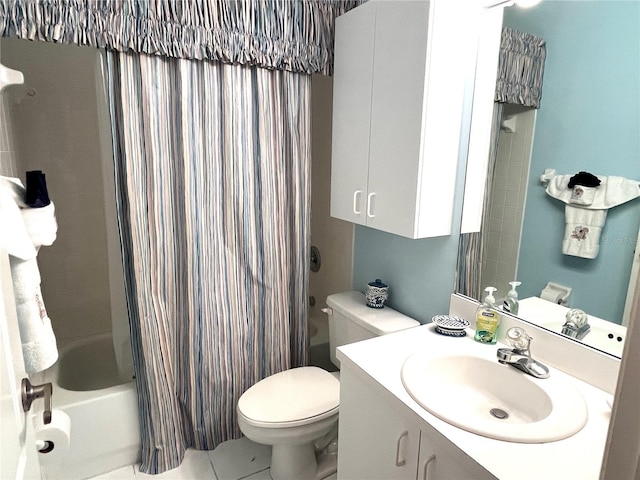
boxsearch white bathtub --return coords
[39,333,141,480]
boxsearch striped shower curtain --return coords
[105,51,310,474]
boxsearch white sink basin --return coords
[401,351,588,443]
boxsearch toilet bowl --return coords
[237,291,420,480]
[238,366,339,480]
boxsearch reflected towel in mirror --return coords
[541,171,640,259]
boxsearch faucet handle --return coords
[21,378,53,424]
[565,309,588,327]
[506,327,531,351]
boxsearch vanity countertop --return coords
[337,324,613,480]
[517,297,626,357]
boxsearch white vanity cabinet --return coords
[417,431,495,480]
[337,366,420,479]
[337,365,495,480]
[330,0,484,239]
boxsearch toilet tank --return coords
[325,291,420,368]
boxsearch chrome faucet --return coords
[561,309,590,340]
[497,327,550,379]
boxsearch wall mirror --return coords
[457,0,640,358]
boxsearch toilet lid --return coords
[238,367,340,424]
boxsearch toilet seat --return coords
[238,366,340,428]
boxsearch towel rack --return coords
[540,169,640,188]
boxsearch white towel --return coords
[0,178,36,260]
[546,174,640,209]
[569,185,597,206]
[9,258,58,372]
[544,173,640,259]
[22,202,57,248]
[0,175,29,208]
[0,176,58,373]
[562,206,607,259]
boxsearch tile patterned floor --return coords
[91,437,272,480]
[91,345,337,480]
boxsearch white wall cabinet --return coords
[330,0,480,239]
[337,364,495,480]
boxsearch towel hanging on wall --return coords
[0,175,58,373]
[540,169,640,259]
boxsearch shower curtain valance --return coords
[496,27,547,108]
[0,0,362,75]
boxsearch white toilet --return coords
[237,291,420,480]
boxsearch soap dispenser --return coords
[503,281,522,315]
[474,287,500,344]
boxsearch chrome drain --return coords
[490,408,509,420]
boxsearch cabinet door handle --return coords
[353,190,362,215]
[395,430,409,467]
[367,192,376,218]
[422,454,436,480]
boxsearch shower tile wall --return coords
[1,38,113,342]
[481,105,536,301]
[309,74,354,350]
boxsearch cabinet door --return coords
[330,2,376,225]
[338,366,420,480]
[367,0,430,237]
[331,0,481,238]
[418,430,496,480]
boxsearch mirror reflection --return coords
[458,1,640,357]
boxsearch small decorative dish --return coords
[432,315,470,331]
[434,326,467,337]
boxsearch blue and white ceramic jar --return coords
[366,279,388,309]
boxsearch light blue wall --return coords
[353,225,462,323]
[505,2,640,324]
[352,113,472,324]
